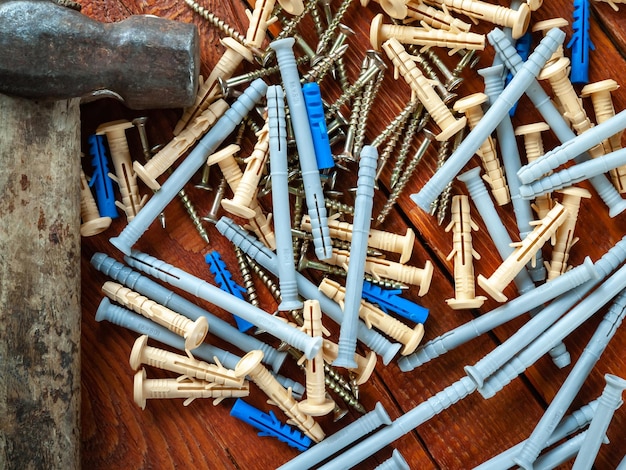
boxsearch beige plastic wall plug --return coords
[477,203,568,302]
[102,281,209,351]
[445,195,487,309]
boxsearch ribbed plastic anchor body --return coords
[572,374,626,470]
[480,63,546,282]
[215,216,403,364]
[473,399,597,470]
[318,376,477,469]
[488,27,626,217]
[411,28,565,212]
[513,288,626,469]
[267,85,302,311]
[398,257,596,371]
[335,146,378,368]
[95,298,241,370]
[109,78,267,255]
[270,37,332,260]
[518,109,626,184]
[124,250,321,360]
[277,402,391,470]
[90,253,287,372]
[465,234,626,390]
[474,262,626,397]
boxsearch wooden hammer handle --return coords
[0,94,81,468]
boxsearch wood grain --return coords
[76,1,626,469]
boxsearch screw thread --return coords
[325,198,355,216]
[272,0,316,46]
[354,70,385,156]
[302,45,348,83]
[235,247,259,307]
[178,189,209,243]
[315,0,354,55]
[185,0,247,46]
[389,108,423,188]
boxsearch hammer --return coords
[0,1,199,467]
[0,0,200,109]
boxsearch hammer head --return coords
[0,0,200,109]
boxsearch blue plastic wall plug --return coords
[506,32,532,117]
[361,281,429,325]
[302,82,335,170]
[568,0,594,84]
[87,134,118,219]
[205,251,255,333]
[230,398,312,451]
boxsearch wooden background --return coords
[79,0,626,468]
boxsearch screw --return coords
[326,59,387,119]
[315,0,355,56]
[453,49,479,77]
[349,372,360,399]
[309,2,325,38]
[234,246,259,308]
[324,372,366,414]
[244,115,262,135]
[436,127,465,225]
[409,48,458,104]
[371,100,420,148]
[287,347,361,412]
[388,105,426,188]
[353,53,386,157]
[220,56,308,95]
[132,117,165,228]
[184,0,247,48]
[178,188,210,244]
[132,117,152,161]
[428,136,452,216]
[195,164,213,191]
[132,116,165,228]
[294,33,317,60]
[202,176,227,223]
[374,102,420,183]
[325,198,355,216]
[319,0,333,25]
[314,24,355,90]
[260,0,317,65]
[424,48,464,91]
[291,185,306,258]
[302,44,350,84]
[377,130,435,226]
[245,255,282,304]
[333,404,349,422]
[297,245,345,275]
